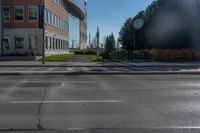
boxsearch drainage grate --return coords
[17,82,63,88]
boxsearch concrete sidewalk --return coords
[0,61,200,67]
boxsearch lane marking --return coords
[47,67,57,71]
[10,100,125,104]
[67,68,73,71]
[152,81,200,83]
[64,127,200,130]
[20,81,97,83]
[82,67,90,71]
[28,67,43,71]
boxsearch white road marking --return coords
[27,67,42,71]
[152,81,200,83]
[20,81,97,83]
[47,67,57,71]
[10,100,125,104]
[114,67,128,71]
[68,128,86,130]
[67,68,73,71]
[82,67,90,71]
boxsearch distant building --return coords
[1,0,87,56]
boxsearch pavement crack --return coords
[36,88,48,130]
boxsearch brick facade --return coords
[1,0,87,56]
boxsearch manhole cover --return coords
[17,82,63,88]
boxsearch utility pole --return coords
[96,26,100,58]
[41,0,45,64]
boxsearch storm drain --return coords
[17,82,63,88]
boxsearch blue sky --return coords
[87,0,154,42]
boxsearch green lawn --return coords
[42,54,81,62]
[38,54,103,62]
[89,55,103,62]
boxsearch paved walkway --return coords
[67,55,90,62]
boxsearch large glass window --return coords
[69,14,80,49]
[29,36,37,49]
[48,10,51,24]
[29,6,38,21]
[15,36,24,49]
[15,6,24,21]
[3,7,10,22]
[68,0,85,13]
[3,37,10,49]
[45,9,47,23]
[45,36,48,49]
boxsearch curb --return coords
[0,71,200,76]
[0,65,200,68]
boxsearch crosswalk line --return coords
[82,67,90,71]
[66,68,74,71]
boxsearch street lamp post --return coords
[42,0,45,64]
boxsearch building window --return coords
[50,12,52,25]
[47,37,50,49]
[29,6,38,21]
[29,36,37,49]
[48,10,51,24]
[45,9,47,23]
[51,13,54,25]
[60,41,62,50]
[50,37,53,49]
[3,37,10,49]
[45,36,48,49]
[15,36,24,49]
[52,14,55,26]
[69,14,80,48]
[15,6,24,21]
[55,39,57,49]
[3,7,10,22]
[52,38,55,50]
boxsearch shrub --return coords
[89,55,103,62]
[74,50,96,55]
[150,49,196,61]
[110,50,128,61]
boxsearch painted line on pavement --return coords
[47,67,57,71]
[10,100,125,104]
[82,67,90,71]
[67,68,73,71]
[20,81,97,83]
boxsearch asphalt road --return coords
[1,74,200,133]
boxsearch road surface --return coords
[1,74,200,133]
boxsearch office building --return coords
[1,0,87,56]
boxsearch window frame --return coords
[14,6,24,22]
[15,36,24,49]
[3,6,10,22]
[28,36,37,49]
[3,37,10,50]
[28,6,38,22]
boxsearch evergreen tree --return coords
[104,33,116,58]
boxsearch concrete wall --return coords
[3,28,43,55]
[45,30,69,55]
[3,0,41,29]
